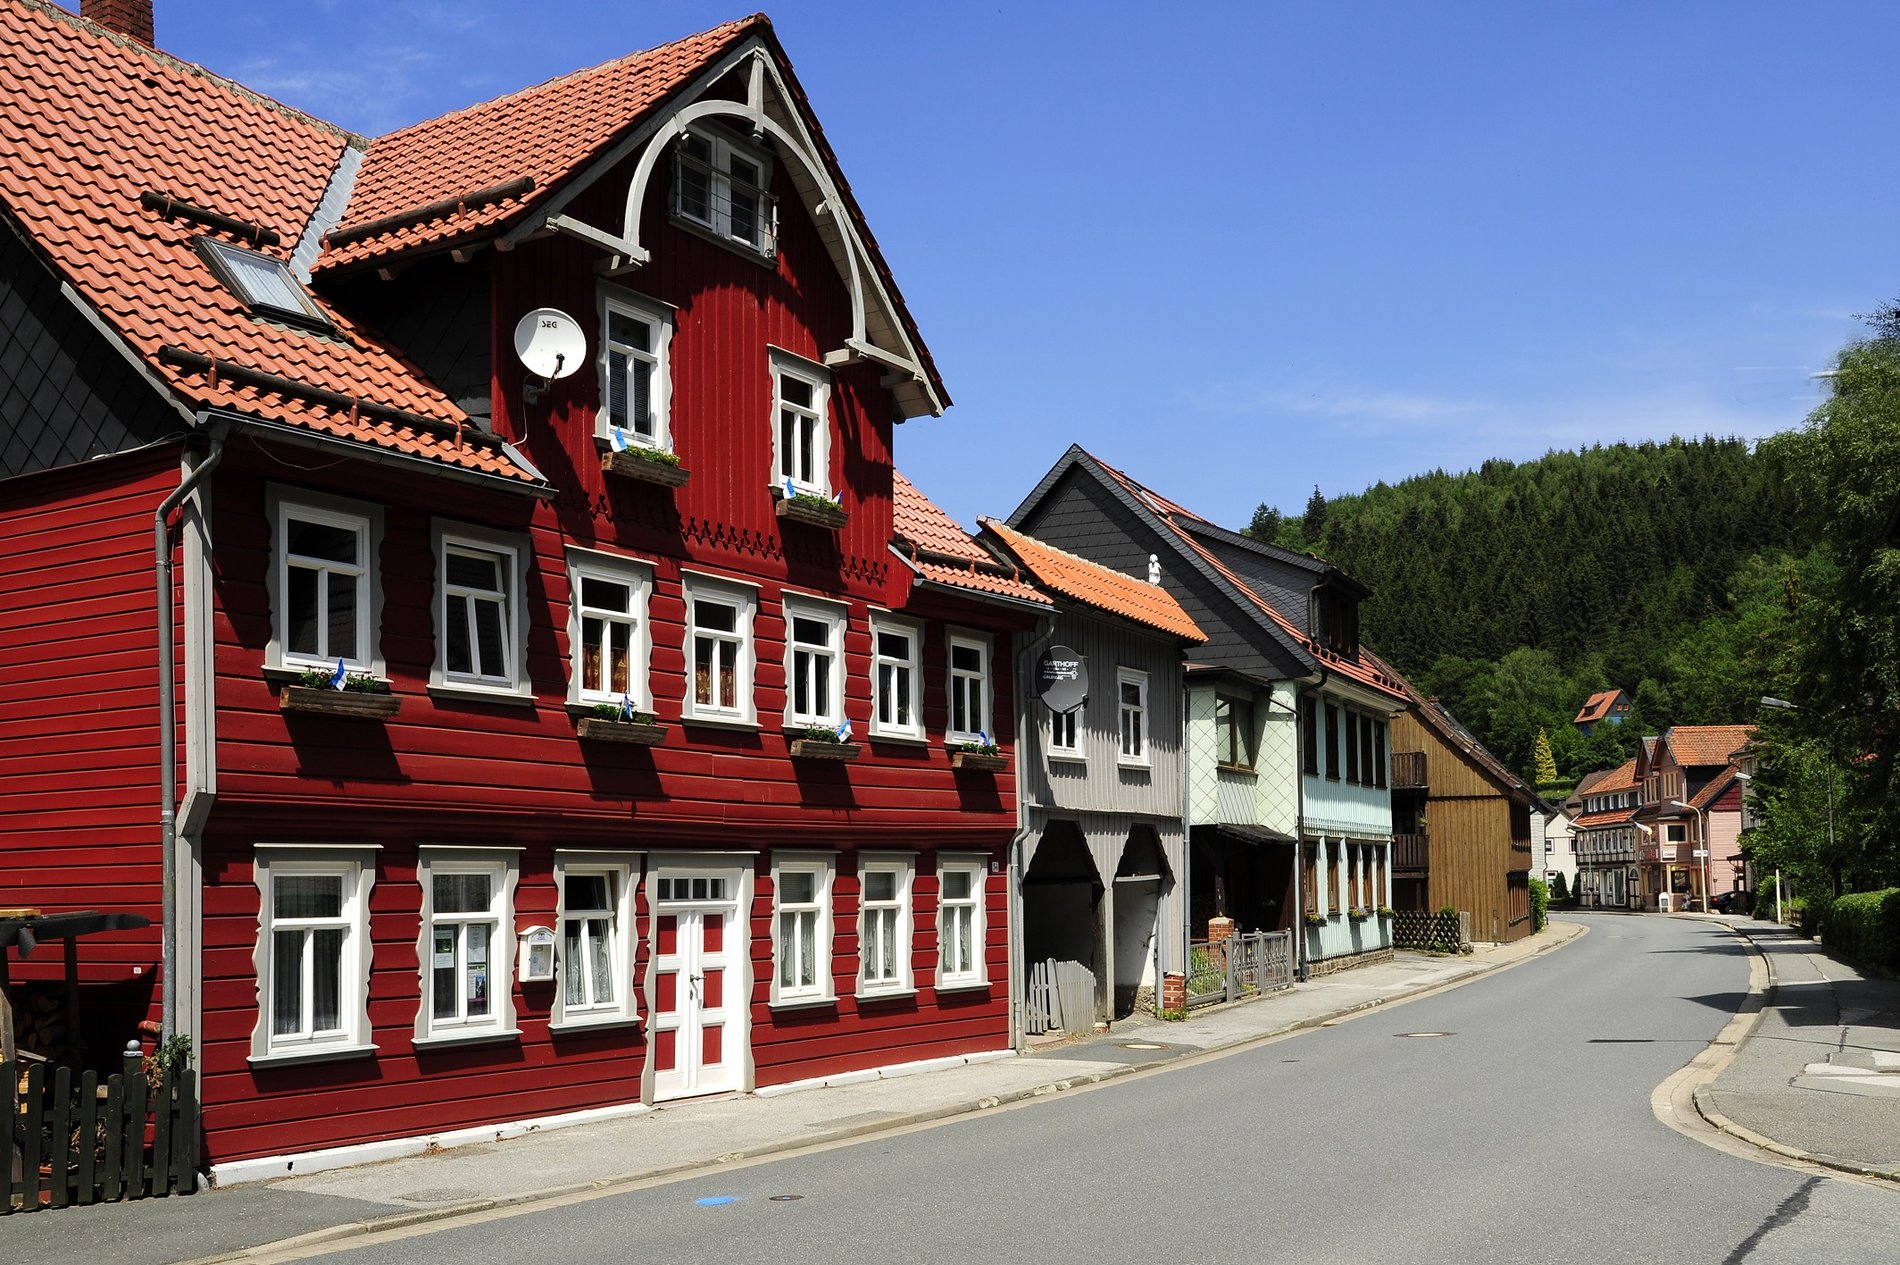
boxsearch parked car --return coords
[1710,890,1742,915]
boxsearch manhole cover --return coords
[1395,1032,1453,1038]
[1120,1042,1166,1050]
[770,1194,804,1202]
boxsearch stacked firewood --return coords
[4,984,68,1062]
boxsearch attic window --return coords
[198,238,331,328]
[671,129,777,258]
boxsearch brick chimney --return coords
[80,0,155,45]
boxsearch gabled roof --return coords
[890,473,1048,609]
[0,0,539,485]
[980,519,1204,643]
[1690,765,1739,812]
[1587,757,1641,795]
[1662,724,1756,770]
[1372,652,1547,811]
[1573,805,1638,830]
[314,13,946,416]
[1029,447,1403,703]
[319,18,759,271]
[1574,688,1627,725]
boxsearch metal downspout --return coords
[1009,614,1058,1051]
[156,432,224,1041]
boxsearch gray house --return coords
[1006,447,1409,976]
[981,519,1206,1032]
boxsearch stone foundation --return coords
[1304,946,1395,978]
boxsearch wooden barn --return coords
[0,0,1043,1181]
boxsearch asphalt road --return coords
[299,914,1899,1265]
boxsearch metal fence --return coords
[5,1050,198,1213]
[1185,930,1295,1008]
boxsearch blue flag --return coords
[330,658,347,691]
[978,730,990,748]
[621,692,635,721]
[610,426,630,453]
[784,477,797,500]
[835,718,852,743]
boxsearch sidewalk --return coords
[1700,918,1900,1180]
[0,928,1577,1265]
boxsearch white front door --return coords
[650,869,744,1100]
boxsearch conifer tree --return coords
[1302,485,1328,542]
[1532,727,1558,785]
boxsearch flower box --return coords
[280,685,400,720]
[600,449,690,488]
[789,739,861,761]
[950,750,1008,772]
[775,496,848,530]
[576,717,668,746]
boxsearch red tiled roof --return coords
[319,17,759,271]
[891,473,1048,607]
[1574,689,1625,725]
[0,0,538,483]
[981,520,1204,643]
[1084,457,1403,701]
[1664,724,1756,769]
[1574,806,1638,830]
[1587,757,1641,794]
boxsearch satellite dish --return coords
[513,308,585,381]
[1036,645,1088,714]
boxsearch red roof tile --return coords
[0,0,538,483]
[1587,757,1641,794]
[319,17,760,271]
[1574,689,1626,725]
[982,520,1204,643]
[891,473,1048,607]
[1664,724,1755,769]
[1574,806,1638,830]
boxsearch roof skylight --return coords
[197,238,331,328]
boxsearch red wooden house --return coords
[0,0,1046,1181]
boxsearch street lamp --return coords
[1760,695,1840,898]
[1665,798,1710,914]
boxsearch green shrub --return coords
[1818,889,1900,975]
[1549,873,1570,904]
[1751,877,1784,921]
[1793,894,1830,940]
[1528,878,1549,932]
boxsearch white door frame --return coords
[643,855,753,1102]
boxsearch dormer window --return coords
[673,128,777,257]
[1312,585,1359,656]
[197,238,330,328]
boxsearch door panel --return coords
[650,870,744,1100]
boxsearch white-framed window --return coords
[597,290,673,450]
[870,614,923,740]
[250,845,376,1064]
[947,631,991,744]
[1215,693,1254,770]
[1118,668,1149,765]
[673,127,777,256]
[415,848,520,1044]
[771,851,835,1006]
[552,852,639,1029]
[770,350,831,497]
[268,489,381,675]
[936,855,987,989]
[857,853,914,997]
[567,548,653,708]
[432,523,528,696]
[783,595,846,728]
[1048,707,1082,761]
[683,573,757,724]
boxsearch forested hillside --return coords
[1245,438,1823,785]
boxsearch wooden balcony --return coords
[1390,751,1428,790]
[1393,832,1429,873]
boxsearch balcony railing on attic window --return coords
[672,142,778,258]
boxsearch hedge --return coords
[1529,878,1549,933]
[1820,888,1900,976]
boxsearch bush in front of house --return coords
[1818,888,1900,975]
[1528,877,1549,932]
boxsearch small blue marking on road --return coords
[696,1196,738,1207]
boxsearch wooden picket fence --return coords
[4,1051,198,1213]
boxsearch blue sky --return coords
[155,1,1900,531]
